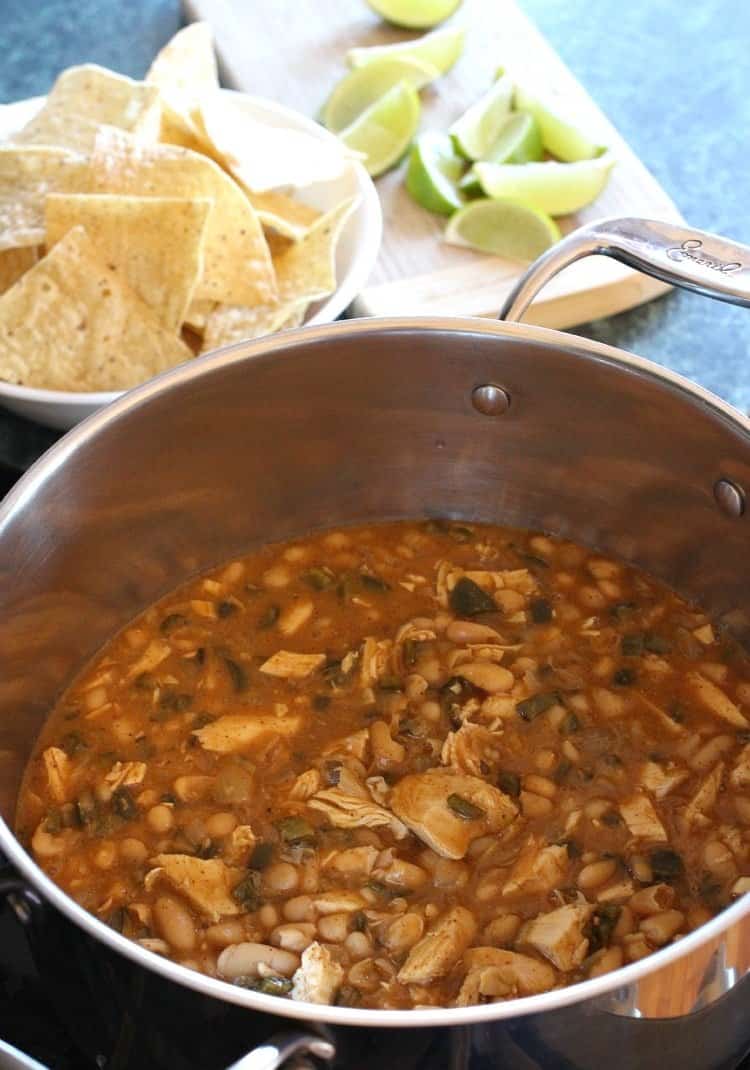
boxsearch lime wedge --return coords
[444,198,560,261]
[347,25,465,75]
[322,55,438,133]
[366,0,463,29]
[406,131,465,214]
[514,83,605,161]
[449,70,514,160]
[484,111,543,164]
[457,167,482,197]
[474,153,615,215]
[338,81,421,176]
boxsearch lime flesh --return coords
[366,0,463,29]
[322,55,438,133]
[450,71,514,160]
[347,25,465,75]
[406,131,465,214]
[474,153,615,215]
[485,111,543,164]
[338,80,421,177]
[514,83,605,162]
[444,197,561,261]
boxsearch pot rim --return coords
[2,315,749,1029]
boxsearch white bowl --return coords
[0,90,382,430]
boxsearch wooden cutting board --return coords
[183,0,683,327]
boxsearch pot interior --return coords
[1,319,749,822]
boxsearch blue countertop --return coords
[1,0,748,466]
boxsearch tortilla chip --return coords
[45,193,210,331]
[199,92,355,193]
[273,197,358,303]
[45,65,161,142]
[0,146,88,251]
[0,246,39,293]
[184,297,216,331]
[250,191,321,242]
[0,225,191,392]
[146,23,218,110]
[12,107,114,154]
[88,128,276,306]
[201,298,308,352]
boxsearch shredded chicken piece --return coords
[730,744,750,791]
[289,769,321,800]
[322,845,379,879]
[360,637,394,688]
[390,769,517,860]
[291,942,344,1004]
[104,760,147,793]
[683,762,724,829]
[259,651,326,679]
[323,728,370,763]
[42,747,70,803]
[193,712,301,752]
[224,825,257,865]
[686,672,748,727]
[459,947,556,1000]
[639,761,688,799]
[307,788,407,839]
[520,902,593,971]
[441,723,504,778]
[149,854,240,921]
[619,793,668,842]
[502,838,569,898]
[126,639,171,680]
[397,906,477,984]
[366,774,390,806]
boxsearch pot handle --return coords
[498,216,750,323]
[224,1030,335,1070]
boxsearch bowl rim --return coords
[1,314,749,1029]
[0,88,382,409]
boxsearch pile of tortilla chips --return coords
[0,23,359,393]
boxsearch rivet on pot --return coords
[714,478,745,518]
[472,384,510,417]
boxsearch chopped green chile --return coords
[449,576,496,617]
[497,770,521,797]
[530,598,553,624]
[516,691,559,721]
[650,848,684,882]
[302,566,336,590]
[447,793,486,820]
[276,816,316,844]
[17,519,750,1013]
[233,870,262,910]
[160,612,189,634]
[360,571,390,592]
[258,604,280,628]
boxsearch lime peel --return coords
[406,131,465,215]
[322,55,438,133]
[514,83,605,162]
[449,71,514,161]
[347,25,465,76]
[444,197,561,261]
[338,80,421,177]
[366,0,463,30]
[484,111,543,165]
[474,153,616,216]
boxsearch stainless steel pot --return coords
[1,218,750,1070]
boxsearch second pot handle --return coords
[498,216,750,323]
